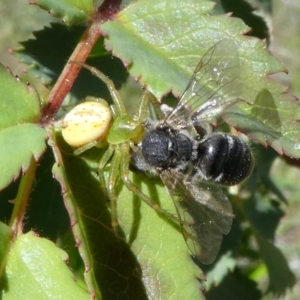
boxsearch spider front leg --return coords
[70,62,126,115]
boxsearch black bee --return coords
[131,39,254,264]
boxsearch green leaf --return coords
[102,0,245,98]
[251,145,286,204]
[14,23,85,85]
[50,129,205,299]
[100,0,300,157]
[34,0,94,25]
[23,147,70,241]
[205,252,236,288]
[0,222,12,277]
[100,0,278,99]
[256,235,296,297]
[0,64,41,128]
[206,268,261,300]
[50,135,101,299]
[214,0,271,40]
[0,125,47,191]
[243,192,284,241]
[223,89,300,158]
[242,191,296,296]
[117,174,205,300]
[0,231,90,299]
[0,65,47,190]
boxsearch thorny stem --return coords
[9,157,37,235]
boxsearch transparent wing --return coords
[161,170,234,265]
[164,39,242,128]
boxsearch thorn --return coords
[75,239,81,247]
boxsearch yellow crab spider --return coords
[64,62,178,232]
[62,98,112,153]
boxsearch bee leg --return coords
[120,144,180,223]
[193,121,211,138]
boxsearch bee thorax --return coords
[141,128,193,170]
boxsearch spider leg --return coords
[136,91,150,121]
[98,146,114,196]
[70,62,126,115]
[119,143,180,223]
[105,145,122,233]
[73,141,98,156]
[147,91,166,120]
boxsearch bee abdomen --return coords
[196,134,253,185]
